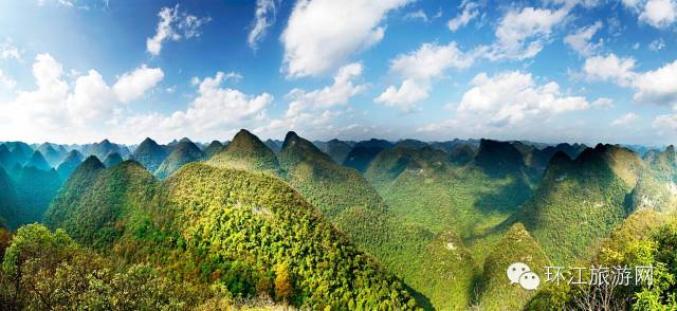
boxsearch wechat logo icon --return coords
[507,262,540,291]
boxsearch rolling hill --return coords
[208,129,280,174]
[45,160,421,309]
[155,138,205,179]
[131,137,169,173]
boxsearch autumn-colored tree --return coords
[274,262,293,302]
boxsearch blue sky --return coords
[0,0,675,146]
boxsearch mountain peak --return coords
[475,139,525,177]
[26,150,51,171]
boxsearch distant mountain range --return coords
[0,131,675,310]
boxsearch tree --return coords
[274,261,293,302]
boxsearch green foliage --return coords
[155,139,205,179]
[519,145,638,264]
[0,224,209,310]
[209,129,280,174]
[476,223,550,310]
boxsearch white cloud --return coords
[0,70,16,90]
[455,71,589,127]
[632,60,677,107]
[622,0,677,29]
[281,0,411,77]
[639,0,676,28]
[375,79,428,111]
[258,63,365,138]
[648,38,665,51]
[376,42,473,111]
[564,21,603,56]
[483,4,571,60]
[114,72,272,143]
[286,63,365,116]
[592,97,614,109]
[0,54,165,143]
[611,112,639,126]
[583,55,677,109]
[146,5,210,56]
[417,71,591,140]
[583,54,637,87]
[248,0,278,50]
[112,65,164,103]
[448,1,479,31]
[389,42,473,80]
[404,9,429,22]
[0,39,21,61]
[652,114,677,135]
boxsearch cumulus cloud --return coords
[482,4,571,60]
[258,63,366,138]
[376,42,473,111]
[375,79,428,112]
[622,0,677,28]
[248,0,278,50]
[611,112,639,126]
[112,72,272,143]
[0,54,165,143]
[583,55,677,108]
[564,21,603,56]
[632,60,677,107]
[281,0,411,78]
[146,5,210,56]
[448,1,479,31]
[583,54,637,86]
[417,71,591,140]
[639,0,676,28]
[113,65,164,103]
[652,114,677,135]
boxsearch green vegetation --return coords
[56,150,83,180]
[519,145,641,264]
[209,129,280,174]
[155,139,205,179]
[476,223,550,310]
[1,135,674,310]
[526,210,677,310]
[131,137,169,173]
[45,159,420,309]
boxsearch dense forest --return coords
[0,131,675,310]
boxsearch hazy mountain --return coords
[103,152,123,168]
[56,150,84,180]
[82,139,129,160]
[24,150,52,171]
[264,139,282,153]
[37,143,66,167]
[0,166,19,229]
[202,140,224,159]
[314,139,353,164]
[343,139,394,172]
[13,165,62,225]
[155,139,204,179]
[394,139,428,149]
[131,137,169,173]
[208,129,280,174]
